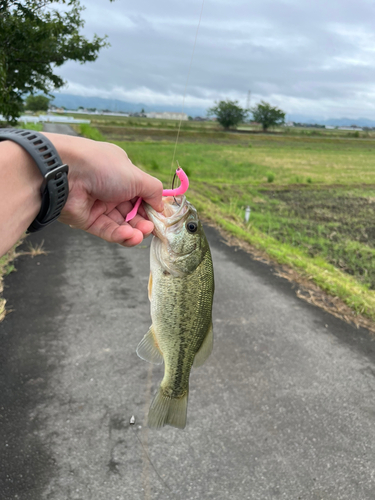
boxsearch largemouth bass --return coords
[137,195,214,429]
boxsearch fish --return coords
[137,194,214,429]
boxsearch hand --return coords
[45,134,164,247]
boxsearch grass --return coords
[0,241,24,321]
[17,122,44,131]
[78,123,106,141]
[78,124,375,323]
[0,240,47,322]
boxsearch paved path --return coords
[43,123,79,135]
[1,125,375,499]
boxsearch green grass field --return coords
[78,121,375,323]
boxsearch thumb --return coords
[136,171,164,212]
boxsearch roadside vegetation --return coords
[17,122,44,131]
[0,243,23,321]
[0,241,48,322]
[76,121,375,324]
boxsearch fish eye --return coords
[186,221,198,233]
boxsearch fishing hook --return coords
[172,171,179,206]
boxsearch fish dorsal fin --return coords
[193,322,213,368]
[136,326,164,365]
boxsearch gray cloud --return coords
[56,0,375,118]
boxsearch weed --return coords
[17,122,43,132]
[22,241,48,258]
[79,124,105,141]
[150,159,160,171]
[0,240,24,322]
[267,173,275,183]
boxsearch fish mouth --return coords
[144,195,189,225]
[143,195,189,238]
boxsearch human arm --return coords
[0,132,163,257]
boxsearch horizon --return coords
[50,92,375,127]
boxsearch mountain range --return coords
[51,93,207,118]
[51,93,375,127]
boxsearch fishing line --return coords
[129,416,174,494]
[128,5,204,498]
[169,0,205,186]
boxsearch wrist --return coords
[4,140,43,214]
[41,132,77,166]
[41,132,92,189]
[0,140,43,255]
[0,129,70,232]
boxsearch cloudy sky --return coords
[57,0,375,119]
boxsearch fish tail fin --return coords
[147,387,188,429]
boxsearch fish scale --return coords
[152,248,214,398]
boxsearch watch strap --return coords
[0,128,69,232]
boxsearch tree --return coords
[0,1,113,125]
[251,101,285,131]
[25,94,50,112]
[207,99,248,129]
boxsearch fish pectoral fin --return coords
[136,326,164,365]
[148,272,152,301]
[193,322,213,368]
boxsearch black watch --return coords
[0,128,69,232]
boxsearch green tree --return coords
[0,0,113,125]
[207,99,248,129]
[251,101,285,131]
[25,94,50,112]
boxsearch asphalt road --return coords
[1,126,375,499]
[43,123,79,135]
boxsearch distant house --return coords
[146,112,188,120]
[338,126,363,131]
[49,105,65,113]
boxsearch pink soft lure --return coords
[161,167,189,197]
[126,167,189,222]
